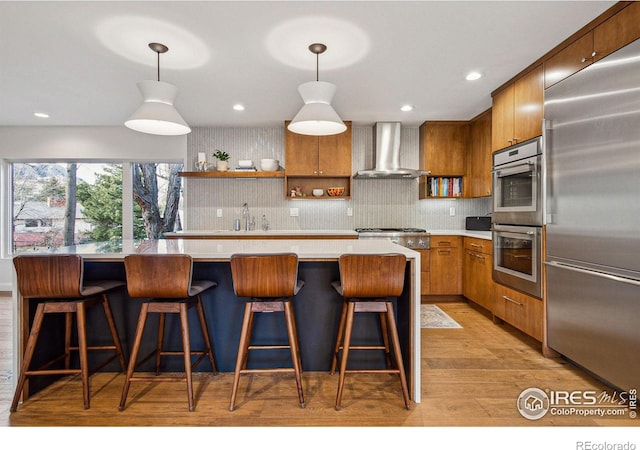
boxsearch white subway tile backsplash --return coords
[185,126,491,231]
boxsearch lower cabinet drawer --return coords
[493,284,543,341]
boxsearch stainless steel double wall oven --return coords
[492,137,543,298]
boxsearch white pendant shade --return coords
[288,81,346,136]
[125,80,191,136]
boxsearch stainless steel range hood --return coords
[355,122,428,179]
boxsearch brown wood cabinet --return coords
[464,109,492,198]
[284,121,352,199]
[428,236,462,295]
[418,121,467,199]
[545,1,640,89]
[493,283,543,342]
[284,121,352,176]
[419,121,467,176]
[462,237,493,312]
[491,64,544,152]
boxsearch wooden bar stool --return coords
[119,254,217,412]
[330,253,411,410]
[228,253,305,411]
[11,254,127,412]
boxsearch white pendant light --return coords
[288,43,346,136]
[125,43,191,136]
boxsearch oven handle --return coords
[544,261,640,287]
[491,161,535,177]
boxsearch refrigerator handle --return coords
[544,261,640,287]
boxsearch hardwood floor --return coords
[1,297,636,432]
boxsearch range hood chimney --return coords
[355,122,427,179]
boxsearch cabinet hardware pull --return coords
[512,138,518,143]
[438,250,451,255]
[581,51,597,63]
[470,243,482,248]
[502,295,524,306]
[438,241,451,245]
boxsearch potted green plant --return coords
[212,150,230,172]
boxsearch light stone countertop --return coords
[165,229,358,238]
[44,238,419,261]
[166,229,491,240]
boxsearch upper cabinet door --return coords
[491,84,515,152]
[593,1,640,62]
[419,121,467,176]
[544,32,594,89]
[284,122,320,175]
[514,65,544,143]
[491,65,543,152]
[318,123,352,176]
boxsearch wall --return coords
[184,126,491,231]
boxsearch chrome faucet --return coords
[242,203,251,231]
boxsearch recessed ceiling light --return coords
[400,104,414,112]
[34,112,49,118]
[466,72,482,81]
[233,104,245,111]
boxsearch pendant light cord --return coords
[157,50,160,82]
[316,51,319,82]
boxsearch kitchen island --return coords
[12,238,422,402]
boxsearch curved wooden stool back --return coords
[228,253,305,411]
[119,254,217,412]
[11,254,126,412]
[330,253,410,410]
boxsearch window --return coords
[11,161,183,253]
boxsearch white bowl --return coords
[260,159,279,171]
[312,189,324,197]
[238,159,253,168]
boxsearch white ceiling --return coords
[0,1,616,129]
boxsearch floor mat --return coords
[420,304,462,328]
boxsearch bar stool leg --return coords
[330,302,348,375]
[284,301,305,408]
[229,302,253,411]
[385,302,410,409]
[335,302,356,411]
[65,311,73,369]
[156,313,166,375]
[10,303,46,413]
[76,302,91,409]
[195,295,217,373]
[101,293,127,371]
[379,312,393,369]
[119,303,149,411]
[179,303,195,412]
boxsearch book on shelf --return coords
[427,176,462,197]
[234,167,257,172]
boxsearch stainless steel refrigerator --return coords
[544,37,640,391]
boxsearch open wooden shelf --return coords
[179,171,284,178]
